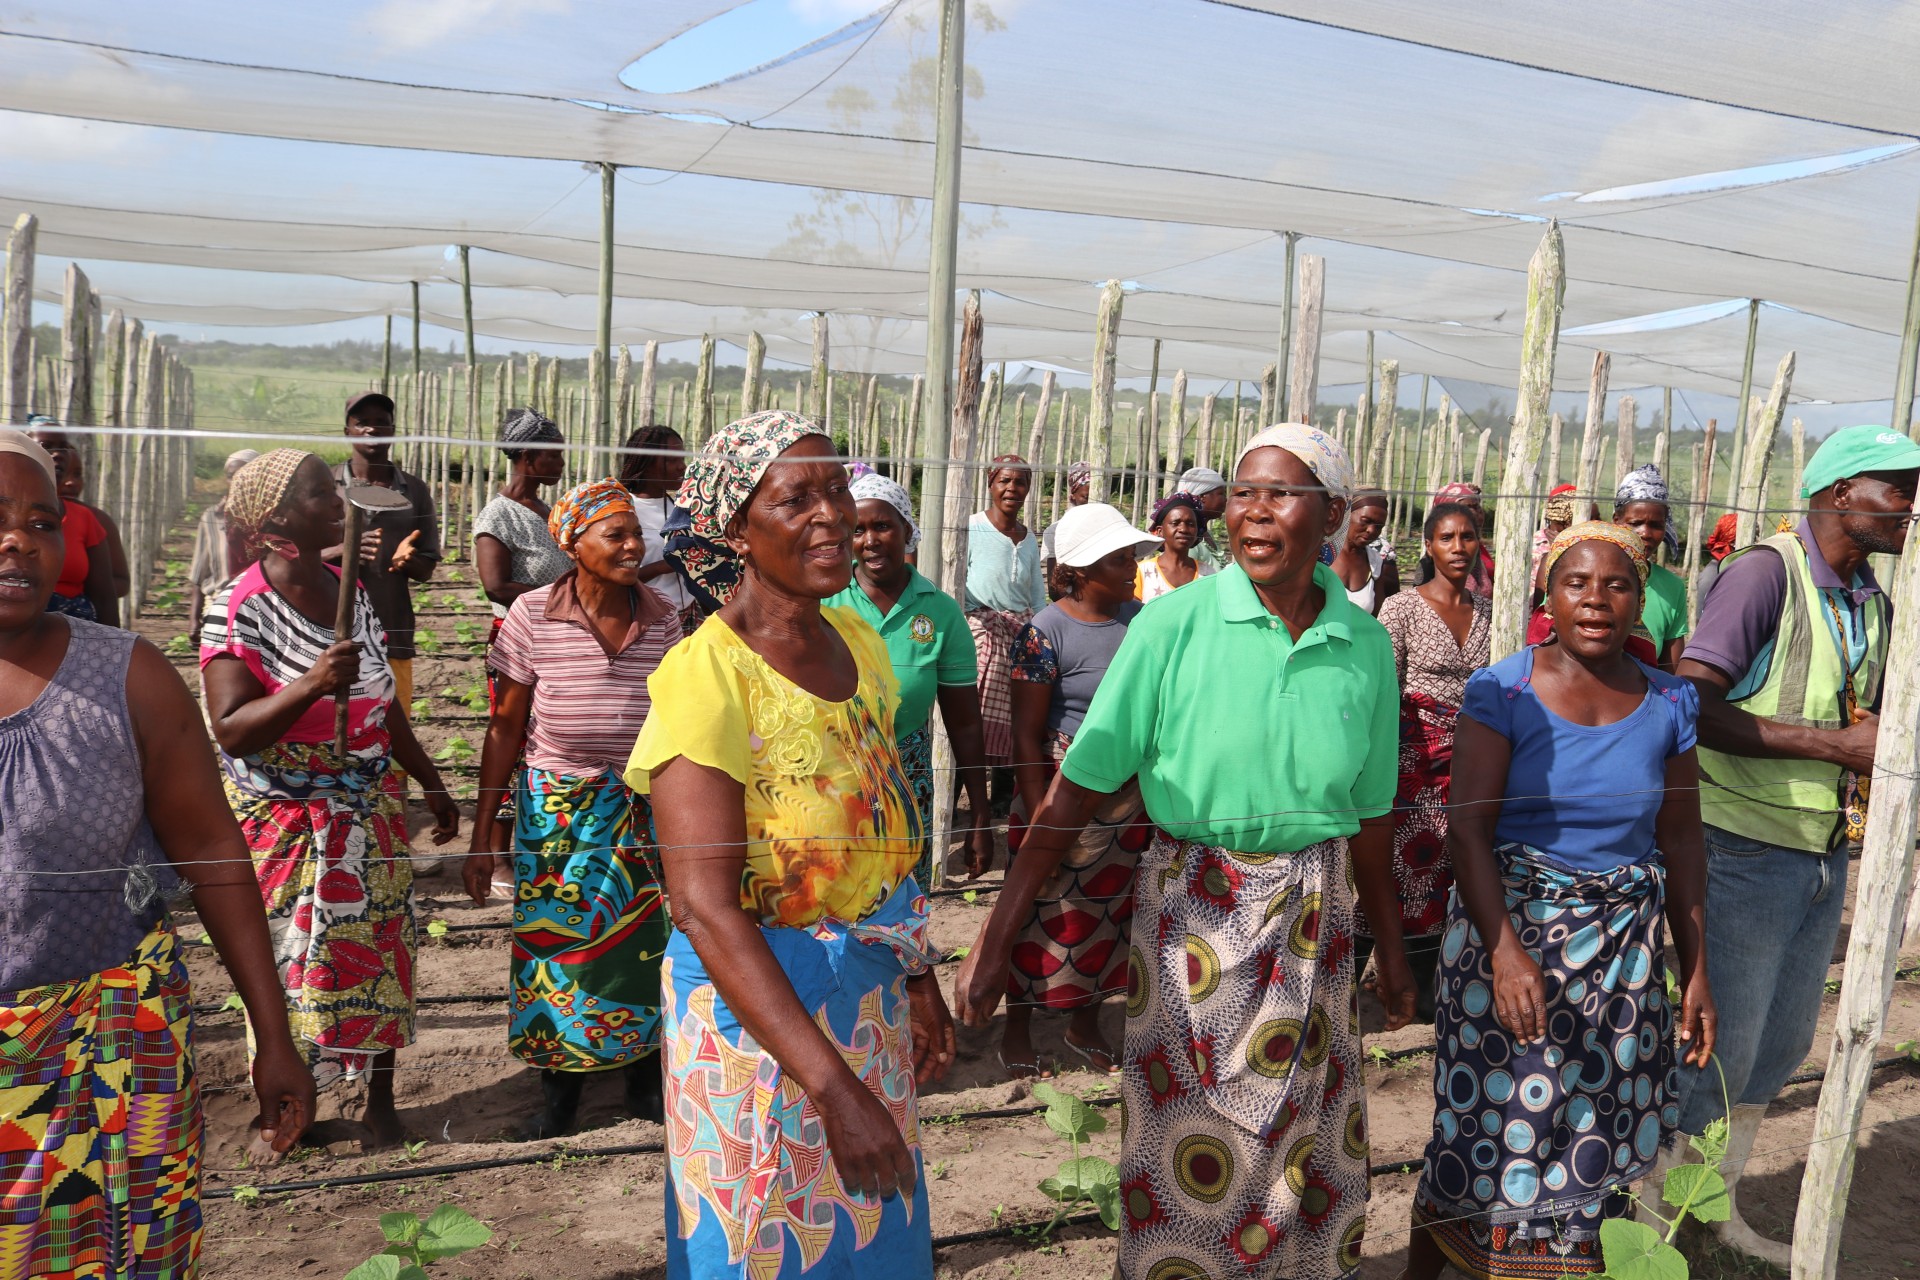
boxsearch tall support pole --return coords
[1683,423,1717,627]
[1790,418,1807,521]
[1723,298,1762,512]
[2,213,35,424]
[1276,231,1298,420]
[1164,368,1188,483]
[614,344,633,436]
[460,247,480,542]
[596,162,617,461]
[1734,352,1795,546]
[1490,221,1565,661]
[694,335,716,445]
[1088,280,1124,504]
[1613,394,1637,492]
[743,332,766,415]
[381,314,393,395]
[917,0,966,589]
[58,263,93,431]
[1577,351,1610,513]
[1023,370,1055,530]
[410,281,422,430]
[1136,338,1161,520]
[1891,193,1920,437]
[1792,480,1920,1275]
[1289,255,1325,426]
[639,340,659,428]
[1368,359,1399,482]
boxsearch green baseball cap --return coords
[1799,424,1920,498]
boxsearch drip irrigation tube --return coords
[202,1053,1917,1203]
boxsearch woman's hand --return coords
[963,824,995,879]
[1490,936,1547,1045]
[250,1039,316,1154]
[1678,974,1716,1068]
[817,1076,918,1202]
[304,639,361,696]
[1371,941,1418,1033]
[952,922,1008,1030]
[906,974,956,1086]
[423,788,461,846]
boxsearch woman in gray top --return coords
[0,431,314,1276]
[1000,502,1156,1080]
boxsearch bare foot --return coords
[361,1099,407,1151]
[1062,1031,1121,1074]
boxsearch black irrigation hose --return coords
[191,992,508,1017]
[199,1053,1920,1204]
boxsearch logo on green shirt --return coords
[909,613,935,644]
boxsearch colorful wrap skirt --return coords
[661,880,937,1280]
[222,735,416,1088]
[509,767,669,1072]
[1362,690,1459,940]
[0,924,201,1280]
[1005,730,1153,1011]
[1119,832,1370,1280]
[1414,845,1675,1278]
[965,607,1029,766]
[897,725,939,892]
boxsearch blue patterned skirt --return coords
[1414,844,1675,1277]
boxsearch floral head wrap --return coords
[1148,491,1201,532]
[1543,482,1578,526]
[1067,461,1093,489]
[666,410,829,610]
[548,479,635,557]
[1433,480,1482,505]
[850,470,920,553]
[227,448,316,555]
[1543,519,1649,588]
[988,453,1030,483]
[1234,423,1356,544]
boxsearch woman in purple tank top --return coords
[0,431,315,1280]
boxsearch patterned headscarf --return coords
[667,410,829,609]
[1543,520,1649,587]
[1234,423,1357,545]
[500,407,563,461]
[1177,466,1226,496]
[1613,464,1680,555]
[1067,461,1093,489]
[1433,480,1482,505]
[1148,491,1201,532]
[1543,482,1578,526]
[226,448,315,555]
[988,453,1030,482]
[548,479,635,557]
[850,470,920,553]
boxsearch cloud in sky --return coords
[367,0,571,54]
[787,0,886,20]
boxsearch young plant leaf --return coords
[342,1256,406,1280]
[1088,1180,1121,1231]
[1688,1115,1730,1168]
[1060,1155,1118,1194]
[379,1212,424,1245]
[1038,1174,1069,1202]
[1597,1217,1689,1280]
[1661,1162,1730,1223]
[416,1203,491,1260]
[221,992,245,1013]
[1031,1082,1104,1141]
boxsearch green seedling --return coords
[1030,1081,1119,1233]
[1583,1060,1735,1280]
[165,634,194,658]
[231,1185,260,1207]
[962,889,979,906]
[342,1204,491,1280]
[221,992,245,1013]
[410,700,431,721]
[425,920,449,939]
[434,737,476,765]
[415,632,441,654]
[1366,1044,1393,1067]
[452,620,478,645]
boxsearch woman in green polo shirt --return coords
[957,423,1416,1280]
[1613,464,1690,670]
[827,469,996,888]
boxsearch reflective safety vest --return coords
[1696,532,1887,854]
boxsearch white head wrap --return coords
[850,470,921,553]
[1233,422,1356,545]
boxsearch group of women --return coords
[0,399,1720,1280]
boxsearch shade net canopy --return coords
[3,0,1918,405]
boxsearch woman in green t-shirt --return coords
[1613,464,1691,670]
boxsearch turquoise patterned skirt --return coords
[508,767,669,1072]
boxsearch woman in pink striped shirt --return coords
[462,479,682,1139]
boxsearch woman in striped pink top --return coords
[462,479,682,1139]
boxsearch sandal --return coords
[1061,1035,1122,1075]
[997,1050,1052,1081]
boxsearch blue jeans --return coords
[1674,824,1847,1133]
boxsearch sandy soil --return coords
[134,530,1920,1280]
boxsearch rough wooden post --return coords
[1289,254,1325,423]
[694,335,716,445]
[1469,429,1492,490]
[1791,476,1920,1274]
[1197,392,1218,480]
[381,314,393,395]
[904,374,924,494]
[1259,362,1278,426]
[740,331,765,416]
[638,340,659,428]
[1490,222,1566,661]
[1088,280,1124,503]
[1546,412,1564,489]
[1685,422,1719,628]
[1613,394,1637,491]
[1368,360,1400,481]
[1048,395,1070,525]
[1652,417,1670,482]
[59,264,93,433]
[1164,368,1188,484]
[1791,418,1807,520]
[810,314,831,422]
[588,348,607,470]
[1023,370,1055,530]
[1578,350,1610,511]
[1734,352,1795,546]
[614,344,633,437]
[1135,339,1161,521]
[2,213,34,424]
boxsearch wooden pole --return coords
[1136,339,1161,520]
[1089,279,1124,504]
[1724,298,1762,512]
[1578,350,1609,513]
[381,314,392,395]
[1791,418,1807,520]
[638,340,658,428]
[1892,192,1920,436]
[1023,370,1055,530]
[1490,221,1565,661]
[595,162,616,457]
[1259,363,1278,426]
[904,374,924,494]
[694,335,715,445]
[1363,331,1376,426]
[1469,428,1492,490]
[2,213,34,424]
[1289,254,1325,423]
[917,0,965,592]
[1368,359,1399,482]
[1275,231,1298,420]
[614,344,632,437]
[743,332,766,415]
[59,264,92,431]
[1683,425,1716,623]
[811,314,832,424]
[1614,394,1637,491]
[411,281,422,425]
[460,247,480,537]
[1734,352,1795,546]
[1164,368,1188,484]
[1791,480,1920,1274]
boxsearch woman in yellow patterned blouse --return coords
[626,411,955,1280]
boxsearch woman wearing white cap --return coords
[998,503,1158,1079]
[959,425,1415,1280]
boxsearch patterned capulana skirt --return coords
[1118,832,1371,1279]
[1413,845,1674,1278]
